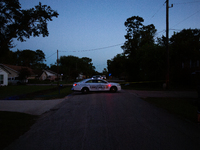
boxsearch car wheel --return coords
[82,87,89,94]
[110,86,117,93]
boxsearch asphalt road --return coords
[5,90,200,150]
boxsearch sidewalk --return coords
[0,99,65,115]
[129,90,198,98]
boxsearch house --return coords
[76,73,85,80]
[0,66,9,86]
[0,64,36,85]
[39,70,58,81]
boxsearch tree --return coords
[138,44,166,81]
[121,16,156,58]
[102,68,108,75]
[107,54,128,79]
[57,55,96,80]
[169,29,200,84]
[120,16,157,81]
[170,29,200,63]
[80,57,95,76]
[15,49,46,69]
[18,67,31,81]
[0,0,58,55]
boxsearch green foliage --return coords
[55,55,96,80]
[107,54,128,79]
[109,16,161,81]
[18,68,31,80]
[15,49,46,68]
[108,15,200,85]
[170,29,200,84]
[0,111,37,149]
[122,16,156,58]
[138,44,166,81]
[0,0,59,54]
[0,85,56,99]
[1,49,48,69]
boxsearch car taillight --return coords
[108,84,111,87]
[73,83,77,86]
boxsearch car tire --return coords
[82,87,89,94]
[110,86,117,93]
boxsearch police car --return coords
[72,78,121,94]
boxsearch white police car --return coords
[72,78,121,94]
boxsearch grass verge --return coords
[0,85,57,99]
[29,86,73,100]
[0,86,73,149]
[144,97,198,123]
[0,85,73,100]
[0,111,38,150]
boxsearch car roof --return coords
[83,78,106,82]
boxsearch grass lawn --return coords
[0,85,73,100]
[29,86,73,100]
[144,97,198,123]
[0,111,38,150]
[0,85,73,149]
[0,85,57,99]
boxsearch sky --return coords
[11,0,200,72]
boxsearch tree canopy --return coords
[54,55,96,80]
[122,16,156,58]
[118,16,159,81]
[108,16,200,85]
[169,29,200,84]
[0,0,59,55]
[15,49,46,68]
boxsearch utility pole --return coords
[166,0,173,89]
[166,0,169,89]
[57,50,59,86]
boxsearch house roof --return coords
[0,64,36,76]
[43,69,58,75]
[0,65,11,74]
[0,64,60,78]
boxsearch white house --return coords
[0,67,9,86]
[39,70,58,81]
[0,64,36,85]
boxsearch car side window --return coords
[97,80,107,83]
[86,80,96,83]
[86,80,92,83]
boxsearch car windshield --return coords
[78,79,87,83]
[86,80,96,83]
[97,80,107,83]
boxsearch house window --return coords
[182,62,184,69]
[0,75,3,84]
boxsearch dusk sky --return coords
[11,0,200,72]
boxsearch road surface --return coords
[5,90,200,150]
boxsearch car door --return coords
[86,80,98,91]
[96,80,109,91]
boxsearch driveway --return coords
[0,99,66,115]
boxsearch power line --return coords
[45,43,124,59]
[154,7,200,38]
[46,52,57,59]
[171,9,200,28]
[150,2,166,18]
[145,1,166,24]
[47,1,200,60]
[173,1,200,5]
[59,43,124,53]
